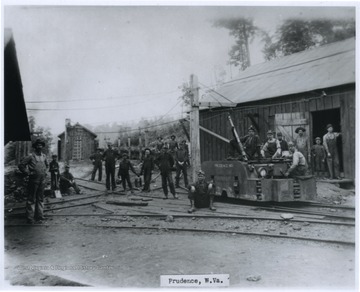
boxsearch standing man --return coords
[294,127,309,163]
[175,142,189,188]
[155,145,178,200]
[18,138,49,224]
[284,142,308,177]
[102,142,119,192]
[49,154,60,191]
[90,148,103,182]
[140,148,155,192]
[168,135,178,158]
[187,170,216,213]
[261,130,281,159]
[323,124,342,179]
[155,136,164,153]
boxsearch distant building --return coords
[200,37,355,180]
[58,122,98,161]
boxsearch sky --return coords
[3,1,356,138]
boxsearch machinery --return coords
[202,159,317,202]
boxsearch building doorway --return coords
[311,108,343,173]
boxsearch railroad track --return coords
[6,177,355,246]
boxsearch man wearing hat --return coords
[49,154,60,190]
[168,135,179,158]
[140,148,155,192]
[18,138,49,224]
[90,148,103,182]
[240,125,262,160]
[187,170,216,213]
[284,142,308,177]
[294,126,309,163]
[102,142,119,192]
[155,144,178,199]
[323,124,342,179]
[311,137,326,175]
[59,164,81,195]
[117,152,139,193]
[261,130,281,159]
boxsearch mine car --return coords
[202,159,317,202]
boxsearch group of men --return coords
[230,123,341,179]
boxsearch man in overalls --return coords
[261,130,281,159]
[49,154,59,190]
[323,124,342,179]
[18,138,49,224]
[294,127,309,163]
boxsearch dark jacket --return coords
[118,159,137,176]
[155,152,174,174]
[141,155,155,174]
[49,161,59,173]
[102,148,119,166]
[90,153,103,166]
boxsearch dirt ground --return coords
[3,160,357,289]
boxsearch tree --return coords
[213,17,259,70]
[262,18,355,60]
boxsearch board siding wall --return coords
[200,86,355,179]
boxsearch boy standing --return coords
[49,154,60,190]
[118,153,139,193]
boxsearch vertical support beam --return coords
[128,137,131,159]
[144,130,149,147]
[190,74,200,182]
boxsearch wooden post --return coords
[144,130,149,147]
[190,74,201,183]
[128,137,131,158]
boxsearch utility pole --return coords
[189,74,200,182]
[64,119,70,163]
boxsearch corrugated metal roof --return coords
[203,37,355,106]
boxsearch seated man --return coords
[284,142,308,177]
[59,164,81,195]
[187,170,216,213]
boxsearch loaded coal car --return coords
[202,159,317,202]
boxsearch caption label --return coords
[160,274,229,287]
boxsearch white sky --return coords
[3,1,356,136]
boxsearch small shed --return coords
[58,122,97,161]
[200,37,355,180]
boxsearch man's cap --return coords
[64,164,70,168]
[315,137,321,141]
[197,170,205,176]
[171,135,176,139]
[163,144,169,149]
[266,130,274,135]
[288,141,295,147]
[248,125,255,131]
[295,127,306,134]
[181,140,187,143]
[144,147,151,152]
[32,138,45,148]
[326,124,333,130]
[52,154,57,158]
[276,132,283,137]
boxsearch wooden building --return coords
[58,122,97,161]
[200,37,355,180]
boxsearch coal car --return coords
[202,159,317,202]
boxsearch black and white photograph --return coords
[2,0,358,290]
